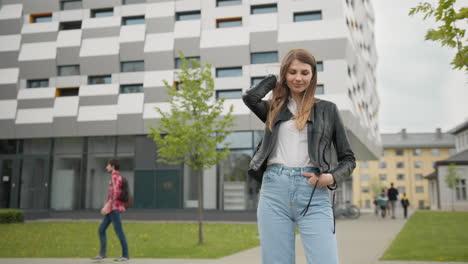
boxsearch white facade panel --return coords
[21,21,59,34]
[18,41,57,61]
[146,2,174,18]
[79,37,119,57]
[120,3,146,17]
[57,9,87,22]
[143,102,170,119]
[174,20,201,39]
[57,30,82,48]
[175,0,201,12]
[201,27,249,48]
[78,105,118,121]
[0,4,23,20]
[17,88,55,99]
[53,96,79,117]
[16,108,54,124]
[0,34,21,52]
[249,13,278,32]
[117,93,144,114]
[144,32,175,52]
[79,84,119,96]
[0,68,19,84]
[0,100,18,119]
[119,24,146,43]
[82,17,121,29]
[144,70,174,88]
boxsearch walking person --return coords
[387,183,399,219]
[401,193,410,219]
[378,189,388,218]
[243,49,356,264]
[93,159,129,261]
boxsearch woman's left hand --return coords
[302,172,334,188]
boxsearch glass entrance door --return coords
[19,158,49,209]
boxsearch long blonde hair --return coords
[267,49,318,131]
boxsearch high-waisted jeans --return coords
[257,165,338,264]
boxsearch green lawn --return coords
[381,211,468,262]
[0,222,259,258]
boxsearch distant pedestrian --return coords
[401,193,410,219]
[377,190,388,218]
[373,195,379,216]
[387,183,399,219]
[92,159,129,262]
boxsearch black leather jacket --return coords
[243,75,356,184]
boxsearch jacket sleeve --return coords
[242,75,277,123]
[329,103,356,183]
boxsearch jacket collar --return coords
[273,99,319,126]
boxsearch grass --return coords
[0,222,259,258]
[381,211,468,262]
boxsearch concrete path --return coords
[1,210,466,264]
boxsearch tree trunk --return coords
[451,190,455,212]
[197,168,204,244]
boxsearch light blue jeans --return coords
[257,165,338,264]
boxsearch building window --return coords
[59,21,82,30]
[379,162,386,168]
[414,161,423,168]
[30,13,52,23]
[58,65,80,76]
[251,76,266,86]
[251,51,278,64]
[216,67,242,78]
[216,89,242,99]
[415,174,423,181]
[294,11,322,22]
[395,149,404,156]
[60,0,82,10]
[88,75,111,85]
[123,0,145,4]
[418,200,425,208]
[413,148,422,156]
[251,3,277,14]
[316,84,324,95]
[55,87,79,97]
[27,79,49,88]
[396,162,404,168]
[431,148,440,156]
[360,161,369,168]
[415,186,424,193]
[91,8,114,18]
[448,148,456,155]
[121,61,144,72]
[397,174,405,180]
[317,61,324,72]
[398,186,406,194]
[122,16,145,25]
[361,174,369,181]
[216,0,241,7]
[175,10,201,21]
[382,150,387,156]
[456,179,467,200]
[120,84,143,93]
[175,57,200,69]
[379,174,387,181]
[362,187,369,193]
[216,17,242,28]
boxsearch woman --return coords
[243,49,356,264]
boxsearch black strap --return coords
[332,191,336,234]
[300,179,318,217]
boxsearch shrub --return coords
[0,209,24,223]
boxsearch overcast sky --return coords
[372,0,467,134]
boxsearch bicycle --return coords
[333,201,360,219]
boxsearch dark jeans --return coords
[98,210,129,258]
[403,206,408,218]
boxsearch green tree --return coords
[409,0,468,71]
[147,53,236,244]
[445,163,460,211]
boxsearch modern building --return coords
[0,0,380,212]
[352,128,455,209]
[427,120,468,211]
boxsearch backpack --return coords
[118,176,133,207]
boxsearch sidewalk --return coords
[1,210,466,264]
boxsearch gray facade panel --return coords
[250,31,278,53]
[21,31,58,44]
[82,0,121,9]
[0,51,19,68]
[79,95,118,106]
[117,114,144,135]
[145,51,173,71]
[200,46,249,67]
[174,37,200,57]
[0,84,18,100]
[120,42,145,61]
[57,47,80,65]
[279,38,347,61]
[52,116,79,137]
[78,120,117,136]
[82,27,120,39]
[232,114,252,131]
[146,17,175,34]
[56,76,81,88]
[19,59,56,79]
[21,0,59,14]
[80,54,119,75]
[0,19,22,35]
[0,119,16,139]
[144,87,170,103]
[16,123,53,138]
[17,98,55,109]
[143,118,159,134]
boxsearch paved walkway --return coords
[1,209,466,264]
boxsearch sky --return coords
[372,0,467,134]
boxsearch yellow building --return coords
[353,129,455,209]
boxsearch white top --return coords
[267,98,313,167]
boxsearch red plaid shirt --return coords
[107,171,126,212]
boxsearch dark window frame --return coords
[251,3,277,14]
[27,79,49,88]
[122,15,145,25]
[293,11,322,22]
[175,10,201,21]
[88,75,112,85]
[90,8,114,18]
[120,83,144,94]
[215,89,242,99]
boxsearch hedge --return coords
[0,209,24,223]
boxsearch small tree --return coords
[147,53,236,244]
[409,0,467,71]
[445,163,460,211]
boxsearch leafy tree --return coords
[147,53,236,244]
[445,163,460,211]
[409,0,467,71]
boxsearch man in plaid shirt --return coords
[92,159,129,261]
